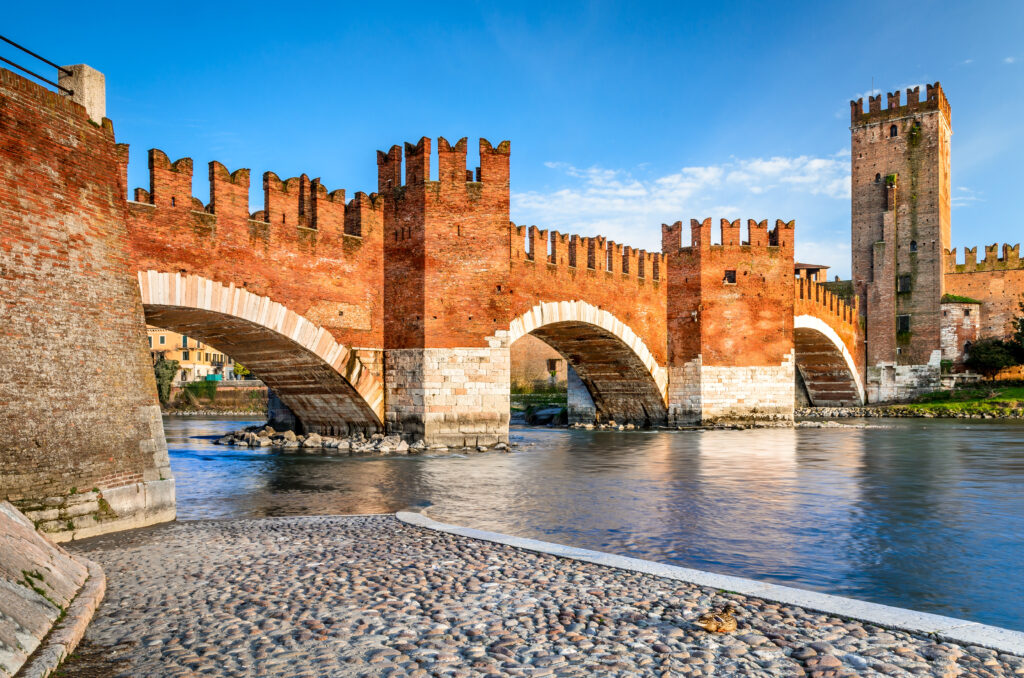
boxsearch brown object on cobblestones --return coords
[694,605,738,633]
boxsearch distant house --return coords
[146,326,233,384]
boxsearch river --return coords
[163,415,1024,631]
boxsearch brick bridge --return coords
[125,138,864,444]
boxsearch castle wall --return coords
[0,69,173,538]
[944,245,1024,339]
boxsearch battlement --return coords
[795,278,860,328]
[850,82,950,126]
[376,136,510,194]
[125,147,377,244]
[944,243,1024,273]
[511,223,663,282]
[661,218,794,251]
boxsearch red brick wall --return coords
[125,148,384,351]
[665,219,795,368]
[381,137,513,349]
[0,68,166,500]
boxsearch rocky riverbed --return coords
[216,425,511,456]
[796,406,1024,419]
[60,515,1023,677]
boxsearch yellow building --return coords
[146,325,231,384]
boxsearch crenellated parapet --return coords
[944,243,1023,272]
[661,218,794,253]
[375,136,510,198]
[511,223,664,283]
[850,82,950,126]
[795,278,860,330]
[122,147,379,249]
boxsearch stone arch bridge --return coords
[0,66,864,541]
[124,140,864,444]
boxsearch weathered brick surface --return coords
[0,69,169,504]
[851,84,950,377]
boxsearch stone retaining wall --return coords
[0,502,104,677]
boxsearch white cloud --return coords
[952,186,982,208]
[1005,57,1017,64]
[963,59,974,65]
[511,153,853,276]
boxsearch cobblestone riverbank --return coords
[61,516,1023,677]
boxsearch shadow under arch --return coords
[138,271,384,434]
[794,314,865,406]
[510,301,668,426]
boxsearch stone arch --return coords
[510,301,668,426]
[794,315,865,406]
[138,271,383,434]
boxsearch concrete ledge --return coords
[48,479,176,543]
[17,559,106,678]
[396,511,1024,656]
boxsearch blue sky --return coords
[5,1,1023,278]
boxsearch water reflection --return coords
[164,416,1024,630]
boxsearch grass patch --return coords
[897,384,1024,415]
[941,293,983,304]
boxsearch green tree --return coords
[1009,294,1024,363]
[233,362,251,378]
[153,357,180,405]
[964,338,1017,377]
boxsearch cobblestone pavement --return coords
[61,515,1024,677]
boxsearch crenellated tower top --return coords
[850,82,950,127]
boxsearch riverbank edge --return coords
[396,511,1024,656]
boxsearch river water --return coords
[164,416,1024,631]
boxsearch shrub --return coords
[965,338,1018,377]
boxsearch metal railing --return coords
[0,34,73,95]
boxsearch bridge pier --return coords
[667,357,796,425]
[384,335,511,447]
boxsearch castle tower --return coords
[379,137,513,446]
[850,83,951,400]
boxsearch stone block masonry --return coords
[0,67,174,540]
[385,333,511,447]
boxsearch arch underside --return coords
[794,326,863,406]
[529,321,668,426]
[146,305,381,435]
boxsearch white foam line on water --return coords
[395,511,1024,656]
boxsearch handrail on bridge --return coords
[0,34,73,95]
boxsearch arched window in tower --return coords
[875,173,881,183]
[890,124,898,138]
[910,240,918,252]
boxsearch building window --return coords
[897,314,911,333]
[159,335,166,345]
[182,335,189,348]
[910,240,917,252]
[964,308,971,317]
[890,124,898,138]
[148,336,152,347]
[875,173,881,183]
[897,275,912,292]
[546,359,560,373]
[182,350,190,361]
[723,270,737,284]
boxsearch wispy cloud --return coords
[1005,56,1017,64]
[952,186,983,208]
[963,59,974,65]
[511,153,853,275]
